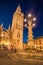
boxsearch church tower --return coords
[11,5,24,51]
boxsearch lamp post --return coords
[24,13,36,51]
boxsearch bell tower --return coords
[11,5,24,51]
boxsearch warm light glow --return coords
[33,17,36,21]
[1,41,10,46]
[7,45,11,50]
[28,13,31,17]
[6,41,10,45]
[35,45,36,48]
[33,23,35,27]
[25,24,27,27]
[1,33,3,37]
[24,19,27,22]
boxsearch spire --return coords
[7,24,11,32]
[8,24,10,30]
[1,23,3,27]
[16,4,21,12]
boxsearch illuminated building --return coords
[11,5,24,51]
[0,5,43,51]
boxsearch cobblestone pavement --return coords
[0,51,43,65]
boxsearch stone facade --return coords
[11,5,24,51]
[34,36,43,51]
[23,37,43,51]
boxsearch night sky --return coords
[0,0,43,42]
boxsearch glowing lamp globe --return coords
[25,24,27,27]
[24,19,27,22]
[33,23,35,27]
[28,13,31,17]
[33,17,36,21]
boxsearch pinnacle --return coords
[16,4,21,12]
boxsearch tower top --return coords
[1,23,3,27]
[16,5,21,12]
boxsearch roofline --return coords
[35,36,43,40]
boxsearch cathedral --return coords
[0,5,43,51]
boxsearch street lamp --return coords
[24,13,36,51]
[24,13,36,27]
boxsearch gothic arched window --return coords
[17,32,20,38]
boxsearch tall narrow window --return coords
[16,23,18,28]
[39,40,41,44]
[17,32,20,38]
